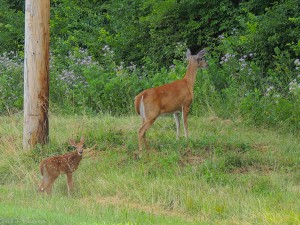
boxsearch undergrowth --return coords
[0,114,299,224]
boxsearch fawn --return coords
[39,137,84,195]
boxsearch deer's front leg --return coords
[173,112,180,139]
[182,106,190,138]
[66,173,73,196]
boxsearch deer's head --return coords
[186,49,207,68]
[69,137,85,156]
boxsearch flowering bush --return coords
[184,34,299,132]
[49,47,176,115]
[0,46,299,132]
[290,59,300,95]
[0,52,23,113]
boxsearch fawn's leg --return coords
[39,175,49,192]
[39,163,49,192]
[45,175,58,194]
[66,173,73,196]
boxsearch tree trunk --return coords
[23,0,50,150]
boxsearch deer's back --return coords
[143,79,191,113]
[41,152,82,175]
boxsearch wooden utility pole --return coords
[23,0,50,150]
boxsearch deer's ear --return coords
[197,49,206,57]
[69,139,76,146]
[186,49,192,60]
[80,136,84,144]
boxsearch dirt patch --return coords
[179,155,204,167]
[230,167,249,174]
[230,164,273,174]
[179,146,208,166]
[84,195,197,222]
[251,164,273,173]
[207,116,234,125]
[251,143,270,152]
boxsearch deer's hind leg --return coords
[39,175,49,192]
[138,118,156,151]
[39,164,50,192]
[44,174,59,194]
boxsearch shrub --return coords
[0,52,23,113]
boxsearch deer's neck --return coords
[75,153,82,162]
[183,62,198,96]
[68,152,82,163]
[65,152,82,172]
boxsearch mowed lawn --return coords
[0,114,299,224]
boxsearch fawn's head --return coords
[69,137,85,156]
[186,49,207,68]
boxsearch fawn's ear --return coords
[80,136,84,144]
[69,139,76,147]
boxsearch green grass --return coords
[0,114,299,224]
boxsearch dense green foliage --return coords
[0,0,299,132]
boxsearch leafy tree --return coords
[0,0,24,53]
[239,0,300,69]
[50,0,105,59]
[4,0,24,11]
[103,0,240,68]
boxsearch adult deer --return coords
[39,137,84,195]
[134,49,207,153]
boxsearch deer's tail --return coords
[134,93,146,119]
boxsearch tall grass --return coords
[0,114,299,224]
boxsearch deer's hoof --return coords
[133,150,142,159]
